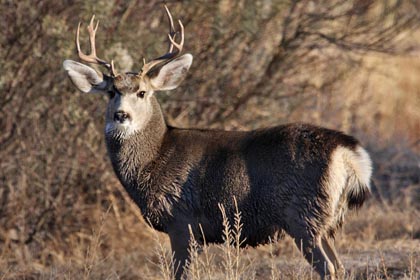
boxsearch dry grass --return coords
[1,197,418,280]
[160,202,415,280]
[177,202,418,280]
[1,1,419,279]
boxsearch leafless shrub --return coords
[0,0,419,279]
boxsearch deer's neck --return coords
[105,97,167,183]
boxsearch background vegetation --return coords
[1,0,419,279]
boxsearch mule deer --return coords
[63,6,372,279]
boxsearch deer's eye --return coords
[137,91,146,98]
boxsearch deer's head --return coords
[63,6,192,139]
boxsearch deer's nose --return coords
[114,111,131,123]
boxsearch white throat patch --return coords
[105,121,138,139]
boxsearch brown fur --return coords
[104,95,372,280]
[64,46,371,279]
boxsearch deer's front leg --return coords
[168,225,191,280]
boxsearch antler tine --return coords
[164,5,176,53]
[111,60,116,76]
[75,15,117,76]
[168,19,184,54]
[141,6,185,76]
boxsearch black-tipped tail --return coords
[347,183,371,210]
[346,146,373,210]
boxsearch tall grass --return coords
[149,202,419,280]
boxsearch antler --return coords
[76,15,117,76]
[140,5,185,76]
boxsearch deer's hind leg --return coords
[289,226,336,279]
[321,236,345,278]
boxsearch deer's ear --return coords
[63,60,109,93]
[149,54,193,91]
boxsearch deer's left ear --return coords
[149,54,193,91]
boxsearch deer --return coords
[63,6,372,280]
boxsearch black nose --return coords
[114,111,130,123]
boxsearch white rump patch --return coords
[325,147,349,214]
[352,146,373,190]
[324,145,373,230]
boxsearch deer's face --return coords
[104,73,154,138]
[63,53,192,139]
[63,6,192,139]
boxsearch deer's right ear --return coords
[63,60,108,94]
